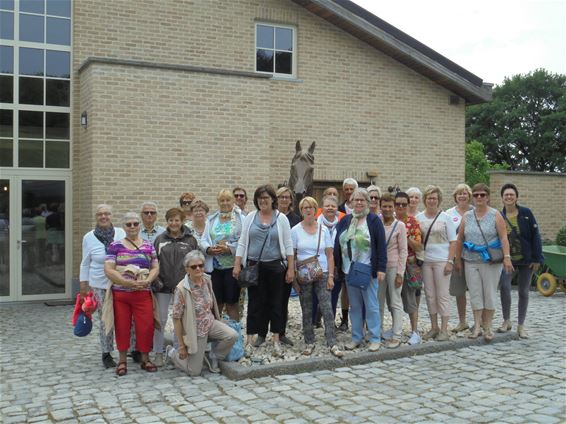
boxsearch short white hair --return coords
[140,201,158,211]
[183,250,205,267]
[121,211,140,225]
[406,187,422,198]
[95,204,112,214]
[342,178,358,189]
[366,185,382,197]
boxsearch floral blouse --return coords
[402,215,422,264]
[172,279,215,337]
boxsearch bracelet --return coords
[504,255,511,259]
[328,274,334,278]
[447,259,454,265]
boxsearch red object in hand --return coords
[72,290,98,325]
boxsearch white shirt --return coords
[416,211,457,263]
[446,206,474,233]
[291,222,333,272]
[79,228,126,289]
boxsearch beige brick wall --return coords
[71,0,467,272]
[490,171,566,242]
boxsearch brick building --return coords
[0,0,491,301]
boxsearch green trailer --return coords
[536,245,566,296]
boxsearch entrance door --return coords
[0,175,71,301]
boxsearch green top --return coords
[506,215,523,262]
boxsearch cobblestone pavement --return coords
[1,289,565,423]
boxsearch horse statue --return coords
[287,140,316,209]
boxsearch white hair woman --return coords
[406,187,422,217]
[79,204,126,368]
[335,188,387,352]
[167,250,238,376]
[339,178,358,215]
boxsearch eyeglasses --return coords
[370,196,380,201]
[142,211,157,216]
[188,263,205,270]
[96,212,111,217]
[353,198,366,203]
[473,193,487,198]
[181,201,192,206]
[394,203,408,207]
[259,196,271,201]
[278,195,291,200]
[234,194,246,199]
[125,222,140,228]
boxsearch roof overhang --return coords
[291,0,492,104]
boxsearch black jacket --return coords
[501,205,544,265]
[154,227,198,292]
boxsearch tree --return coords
[465,140,508,187]
[466,69,566,172]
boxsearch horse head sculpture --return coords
[288,140,315,209]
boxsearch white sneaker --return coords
[153,352,164,367]
[408,331,422,345]
[382,329,393,340]
[368,342,381,352]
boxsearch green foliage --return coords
[465,140,508,187]
[466,69,566,172]
[556,225,566,246]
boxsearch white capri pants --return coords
[421,261,451,317]
[464,261,502,310]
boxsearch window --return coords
[255,23,295,77]
[0,0,71,169]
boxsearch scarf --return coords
[346,208,369,240]
[93,225,115,252]
[318,214,338,239]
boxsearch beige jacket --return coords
[175,274,220,355]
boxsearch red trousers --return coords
[113,290,154,353]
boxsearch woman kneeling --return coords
[167,250,238,376]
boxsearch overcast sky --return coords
[352,0,565,86]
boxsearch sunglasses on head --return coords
[189,263,204,270]
[395,202,408,207]
[125,222,140,228]
[473,192,487,198]
[142,211,157,216]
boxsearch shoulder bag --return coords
[295,224,324,285]
[474,211,503,264]
[346,225,372,290]
[238,213,278,288]
[419,212,441,266]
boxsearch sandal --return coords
[116,361,127,376]
[141,360,158,372]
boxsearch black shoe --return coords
[337,321,348,332]
[129,350,142,363]
[102,353,116,369]
[280,335,294,346]
[253,336,266,348]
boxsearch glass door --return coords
[0,175,71,301]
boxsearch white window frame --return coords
[255,22,297,78]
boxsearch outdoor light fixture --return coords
[81,111,88,129]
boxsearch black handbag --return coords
[238,213,279,288]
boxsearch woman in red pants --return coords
[105,211,159,376]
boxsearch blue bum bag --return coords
[347,261,372,290]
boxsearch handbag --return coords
[346,239,372,290]
[474,211,503,264]
[238,213,279,288]
[224,318,245,362]
[296,224,324,285]
[405,262,423,289]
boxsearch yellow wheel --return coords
[537,273,557,297]
[560,280,566,294]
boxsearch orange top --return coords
[315,208,346,221]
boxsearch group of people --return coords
[79,179,543,376]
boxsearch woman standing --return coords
[79,204,125,368]
[189,200,213,274]
[179,192,196,229]
[455,183,513,341]
[497,183,542,338]
[104,212,159,376]
[446,184,474,333]
[205,190,243,321]
[292,197,343,357]
[152,208,198,366]
[335,188,386,352]
[167,250,238,376]
[233,185,294,357]
[276,186,301,346]
[416,186,457,342]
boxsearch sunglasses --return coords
[234,194,246,199]
[188,263,205,270]
[181,201,192,206]
[142,211,157,216]
[125,222,140,228]
[395,203,408,207]
[370,196,380,200]
[473,193,488,198]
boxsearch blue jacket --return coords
[334,213,387,278]
[501,205,544,265]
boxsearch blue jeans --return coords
[348,277,381,343]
